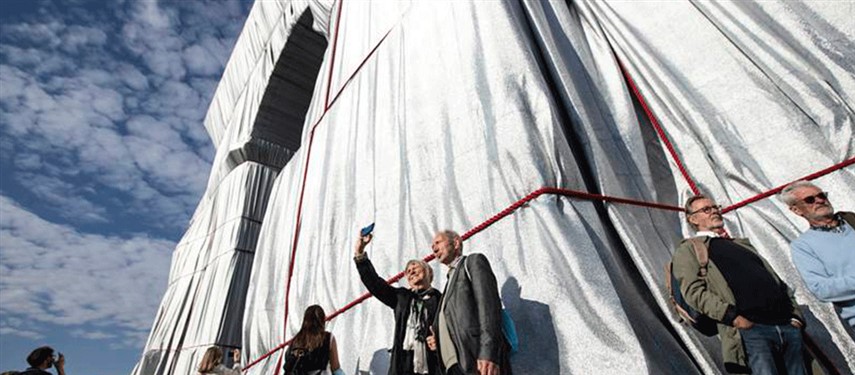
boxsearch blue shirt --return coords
[790,220,855,327]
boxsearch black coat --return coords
[356,256,442,375]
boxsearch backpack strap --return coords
[688,237,709,277]
[462,255,471,282]
[664,261,674,296]
[665,237,709,297]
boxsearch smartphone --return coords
[360,223,375,237]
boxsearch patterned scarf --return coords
[402,290,431,374]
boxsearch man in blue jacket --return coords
[781,181,855,331]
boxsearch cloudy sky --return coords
[0,0,252,373]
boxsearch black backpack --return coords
[665,237,718,336]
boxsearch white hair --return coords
[405,259,433,284]
[779,180,818,206]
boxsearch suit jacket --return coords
[434,254,505,374]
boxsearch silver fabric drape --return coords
[134,1,854,374]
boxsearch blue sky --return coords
[0,0,253,373]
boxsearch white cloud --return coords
[71,329,116,340]
[0,325,44,340]
[0,31,215,230]
[0,0,251,349]
[183,44,223,76]
[15,172,108,223]
[0,195,174,346]
[117,63,150,91]
[61,25,109,53]
[0,20,64,48]
[137,0,174,30]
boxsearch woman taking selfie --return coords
[354,232,442,375]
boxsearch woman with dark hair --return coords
[284,305,343,375]
[198,346,241,375]
[18,346,64,375]
[354,233,441,375]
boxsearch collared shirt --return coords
[446,255,463,277]
[695,230,721,238]
[438,255,463,369]
[810,213,847,233]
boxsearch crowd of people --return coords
[673,180,854,375]
[9,181,851,375]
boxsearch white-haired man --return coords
[781,181,855,330]
[425,230,509,375]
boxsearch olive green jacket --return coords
[672,236,803,373]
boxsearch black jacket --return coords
[356,256,441,375]
[433,254,508,375]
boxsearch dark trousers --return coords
[443,364,465,375]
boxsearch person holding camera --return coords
[19,346,65,375]
[354,231,442,375]
[198,346,242,375]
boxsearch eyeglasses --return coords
[800,192,829,205]
[688,205,721,215]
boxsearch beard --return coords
[807,203,835,222]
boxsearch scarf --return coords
[402,289,431,374]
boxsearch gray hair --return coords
[405,259,433,284]
[780,180,818,206]
[683,194,712,230]
[436,229,463,252]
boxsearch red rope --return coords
[611,44,849,375]
[245,21,855,375]
[324,0,344,110]
[274,126,317,375]
[244,188,682,370]
[614,56,701,196]
[275,1,346,373]
[721,157,855,213]
[327,27,394,109]
[265,5,399,373]
[244,154,854,370]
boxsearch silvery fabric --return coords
[134,1,855,374]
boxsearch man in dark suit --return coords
[426,230,507,375]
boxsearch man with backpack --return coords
[425,230,510,375]
[781,181,855,332]
[672,195,805,374]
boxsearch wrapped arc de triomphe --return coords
[133,1,855,374]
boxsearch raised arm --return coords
[354,234,398,308]
[231,348,243,372]
[55,353,66,375]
